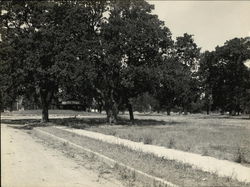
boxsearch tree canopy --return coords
[199,37,250,115]
[90,0,173,122]
[0,1,106,121]
[1,0,249,123]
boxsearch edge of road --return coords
[32,127,178,187]
[55,126,250,184]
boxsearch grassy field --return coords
[33,126,249,186]
[2,110,250,164]
[87,113,250,165]
[3,110,250,185]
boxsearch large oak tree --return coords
[90,0,173,122]
[0,1,104,122]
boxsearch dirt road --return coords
[1,124,123,187]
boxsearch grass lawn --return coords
[87,113,250,165]
[33,126,249,186]
[2,110,250,164]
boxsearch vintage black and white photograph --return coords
[1,0,250,186]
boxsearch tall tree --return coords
[91,0,173,122]
[200,37,250,115]
[199,51,215,114]
[154,56,182,115]
[1,1,58,122]
[0,1,102,122]
[155,33,200,115]
[175,33,200,114]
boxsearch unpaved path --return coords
[56,126,250,183]
[1,124,123,187]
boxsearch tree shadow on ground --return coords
[1,119,41,125]
[2,119,52,130]
[1,117,107,128]
[200,114,250,120]
[1,116,183,129]
[117,118,179,126]
[136,113,164,116]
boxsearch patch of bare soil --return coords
[36,126,249,187]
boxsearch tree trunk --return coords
[206,104,210,115]
[220,110,224,115]
[205,92,211,115]
[166,108,171,115]
[183,107,188,115]
[112,102,118,123]
[232,110,236,116]
[127,103,134,121]
[230,110,236,116]
[40,88,52,123]
[98,105,102,113]
[42,104,49,123]
[106,108,117,124]
[106,109,112,123]
[105,100,118,124]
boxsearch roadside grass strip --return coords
[34,128,178,187]
[56,126,250,183]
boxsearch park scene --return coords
[1,1,250,187]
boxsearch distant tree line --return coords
[199,38,250,115]
[1,0,250,122]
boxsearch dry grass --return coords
[88,113,250,165]
[33,126,250,187]
[3,110,250,164]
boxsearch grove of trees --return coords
[199,38,250,115]
[1,0,250,123]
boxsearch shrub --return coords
[168,137,175,148]
[234,147,247,163]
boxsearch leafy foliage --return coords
[1,0,249,123]
[0,1,105,121]
[86,0,173,122]
[199,37,250,114]
[154,33,201,114]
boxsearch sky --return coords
[148,1,250,52]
